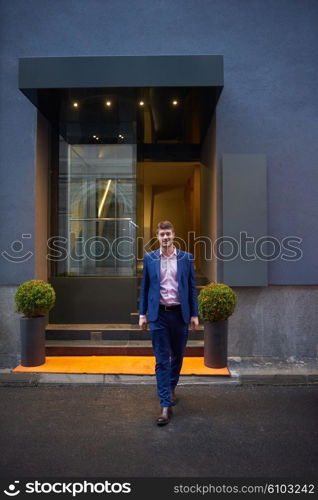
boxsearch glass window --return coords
[56,140,136,276]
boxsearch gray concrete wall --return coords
[0,286,21,367]
[229,286,318,359]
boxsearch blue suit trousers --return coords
[149,306,188,407]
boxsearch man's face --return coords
[157,229,175,249]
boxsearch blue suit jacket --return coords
[139,248,199,324]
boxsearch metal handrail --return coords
[69,217,132,221]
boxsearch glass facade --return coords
[57,140,136,276]
[53,86,211,278]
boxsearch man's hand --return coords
[139,316,148,331]
[190,316,199,330]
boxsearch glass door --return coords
[57,140,137,277]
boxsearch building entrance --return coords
[17,55,224,355]
[47,86,213,324]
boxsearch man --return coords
[139,221,199,426]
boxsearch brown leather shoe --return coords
[171,389,178,406]
[157,406,173,426]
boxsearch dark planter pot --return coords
[20,315,48,367]
[204,319,228,368]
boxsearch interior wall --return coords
[35,112,50,281]
[141,162,197,250]
[185,164,201,269]
[200,114,217,283]
[152,185,187,243]
[143,183,153,247]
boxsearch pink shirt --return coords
[159,246,180,306]
[139,246,180,319]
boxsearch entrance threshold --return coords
[12,356,230,376]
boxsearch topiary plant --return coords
[15,280,56,318]
[198,282,237,322]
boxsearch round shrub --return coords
[15,280,56,318]
[198,282,237,322]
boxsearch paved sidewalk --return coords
[0,356,317,386]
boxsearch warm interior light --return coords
[98,180,112,217]
[172,100,178,106]
[106,101,112,107]
[73,102,79,108]
[139,101,144,106]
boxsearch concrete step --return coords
[46,323,204,341]
[45,339,204,357]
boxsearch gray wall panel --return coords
[222,154,268,286]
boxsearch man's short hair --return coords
[156,220,175,234]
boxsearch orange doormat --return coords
[12,356,230,376]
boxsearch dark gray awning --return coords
[18,55,224,152]
[19,55,223,89]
